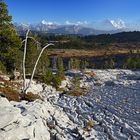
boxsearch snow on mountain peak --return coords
[110,19,126,29]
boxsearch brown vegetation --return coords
[0,87,20,101]
[68,89,86,96]
[21,92,42,102]
[0,75,41,102]
[47,48,140,58]
[84,120,96,131]
[83,71,97,78]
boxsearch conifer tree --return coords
[0,1,21,72]
[57,57,64,79]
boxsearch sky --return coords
[4,0,140,30]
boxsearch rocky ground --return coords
[0,69,140,140]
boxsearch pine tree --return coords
[25,33,38,74]
[57,57,64,79]
[43,68,53,85]
[71,74,80,90]
[80,59,88,70]
[68,58,80,70]
[37,48,50,75]
[0,1,21,72]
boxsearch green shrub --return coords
[71,74,81,90]
[52,75,62,89]
[43,69,53,84]
[0,61,6,73]
[43,69,62,89]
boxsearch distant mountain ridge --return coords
[14,21,125,35]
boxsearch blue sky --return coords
[4,0,140,30]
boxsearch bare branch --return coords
[22,29,54,94]
[22,29,30,93]
[21,39,26,44]
[28,36,41,45]
[24,43,54,93]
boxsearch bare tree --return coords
[24,43,54,93]
[22,29,30,93]
[22,30,54,94]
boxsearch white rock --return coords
[0,75,10,81]
[0,98,21,129]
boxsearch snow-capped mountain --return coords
[15,20,126,35]
[102,19,126,30]
[110,19,126,29]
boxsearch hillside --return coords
[30,31,140,50]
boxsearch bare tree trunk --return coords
[24,43,54,93]
[22,29,30,93]
[22,30,54,95]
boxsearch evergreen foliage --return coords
[0,1,21,72]
[43,68,53,85]
[71,74,81,90]
[57,57,64,78]
[52,74,61,89]
[123,56,140,69]
[0,61,6,73]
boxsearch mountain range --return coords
[14,19,127,35]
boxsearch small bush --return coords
[84,120,96,131]
[0,87,20,101]
[43,69,63,89]
[0,61,7,73]
[43,69,53,84]
[71,74,81,90]
[83,71,96,78]
[52,75,62,89]
[21,92,41,102]
[68,89,86,96]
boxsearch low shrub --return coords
[43,69,63,89]
[0,61,7,74]
[68,89,86,96]
[52,75,62,89]
[43,69,53,85]
[83,71,96,77]
[21,92,41,102]
[71,74,81,90]
[0,87,20,101]
[84,120,96,131]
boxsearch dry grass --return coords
[68,89,86,96]
[84,120,96,131]
[21,92,42,102]
[57,87,65,92]
[0,75,41,102]
[47,48,140,58]
[0,87,41,102]
[0,75,21,101]
[83,71,97,78]
[0,87,20,101]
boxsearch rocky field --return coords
[0,69,140,140]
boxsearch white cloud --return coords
[65,20,72,25]
[41,20,57,25]
[65,20,88,26]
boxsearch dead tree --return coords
[24,43,54,94]
[22,30,54,94]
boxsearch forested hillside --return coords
[27,31,140,50]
